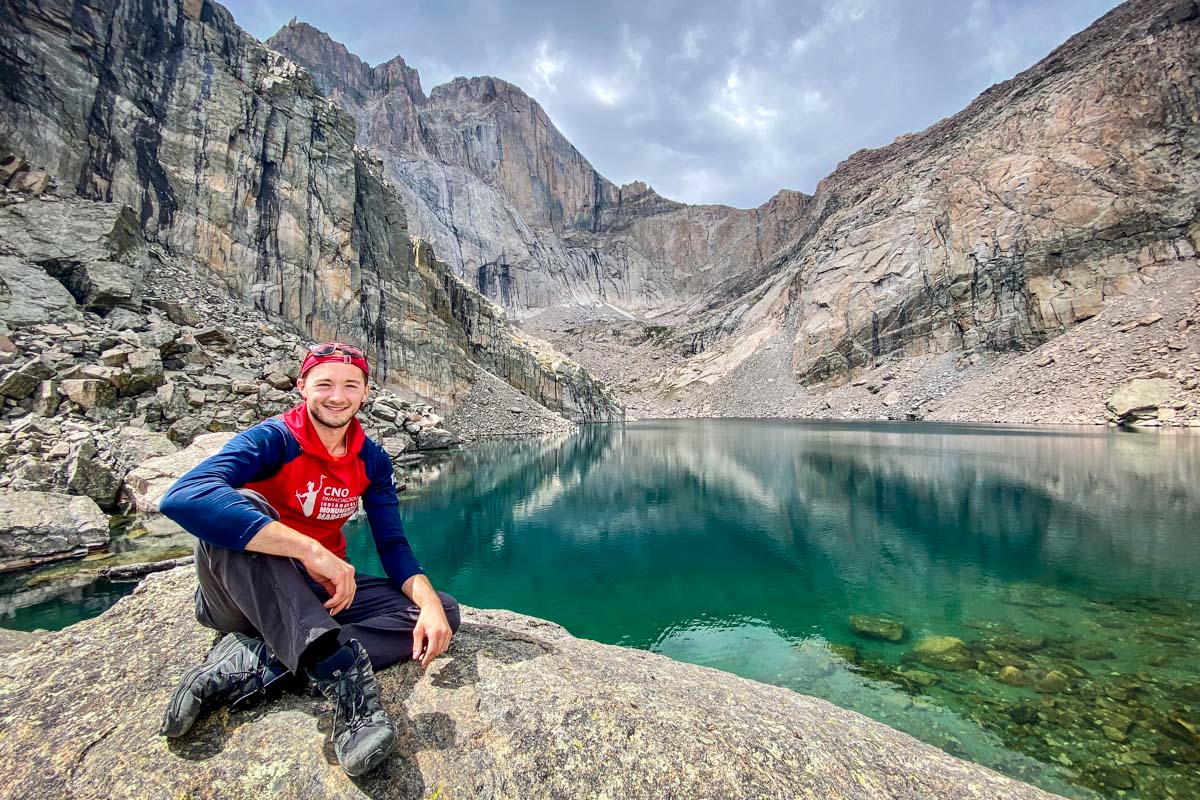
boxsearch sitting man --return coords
[158,341,460,776]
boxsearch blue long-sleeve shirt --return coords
[160,403,423,587]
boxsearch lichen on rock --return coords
[0,568,1066,799]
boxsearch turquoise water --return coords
[346,420,1199,800]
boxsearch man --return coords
[158,342,460,777]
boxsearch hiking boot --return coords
[306,639,397,777]
[160,631,290,738]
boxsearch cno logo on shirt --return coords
[294,475,358,520]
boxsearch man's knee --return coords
[439,591,462,633]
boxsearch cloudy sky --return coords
[222,0,1121,209]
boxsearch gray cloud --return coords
[225,0,1122,208]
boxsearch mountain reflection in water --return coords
[345,419,1199,800]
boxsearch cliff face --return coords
[268,0,1200,394]
[268,22,810,316]
[0,0,621,420]
[759,0,1200,384]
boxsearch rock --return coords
[0,367,39,399]
[1106,378,1177,424]
[898,668,942,688]
[123,348,164,395]
[416,426,462,450]
[985,650,1031,669]
[108,427,178,476]
[0,490,108,571]
[100,555,194,579]
[380,436,416,458]
[0,256,81,327]
[156,383,191,424]
[882,390,901,407]
[911,636,974,671]
[828,643,859,664]
[59,378,117,410]
[1033,670,1071,693]
[995,666,1030,687]
[265,371,294,390]
[0,626,40,657]
[849,615,907,643]
[1093,766,1135,790]
[0,567,1067,799]
[192,326,235,349]
[51,259,142,314]
[1138,313,1163,327]
[105,307,145,331]
[166,417,208,447]
[65,441,121,507]
[123,433,235,512]
[146,298,200,327]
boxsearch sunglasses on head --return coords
[308,342,365,359]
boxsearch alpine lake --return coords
[4,419,1198,799]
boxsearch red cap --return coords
[300,348,369,379]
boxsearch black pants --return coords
[193,539,461,674]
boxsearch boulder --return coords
[43,258,142,314]
[123,348,165,395]
[849,615,907,643]
[0,366,39,399]
[0,490,108,571]
[108,427,178,476]
[911,636,974,671]
[1033,670,1071,694]
[166,417,208,447]
[416,427,462,450]
[66,441,121,507]
[381,436,416,458]
[1106,378,1177,425]
[59,378,117,410]
[0,256,81,327]
[123,433,235,512]
[30,380,60,416]
[105,307,146,331]
[0,568,1064,800]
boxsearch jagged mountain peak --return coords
[267,21,425,104]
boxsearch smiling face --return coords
[296,361,369,432]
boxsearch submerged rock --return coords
[912,637,975,671]
[0,568,1066,800]
[850,614,908,642]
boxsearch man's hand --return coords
[246,520,357,615]
[404,573,454,668]
[411,603,453,668]
[302,546,357,616]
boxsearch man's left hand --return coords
[412,604,453,668]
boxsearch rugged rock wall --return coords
[0,0,621,420]
[267,22,812,316]
[0,567,1065,800]
[415,240,622,423]
[268,0,1200,395]
[763,0,1200,384]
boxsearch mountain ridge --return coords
[268,0,1200,422]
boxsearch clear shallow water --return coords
[347,420,1199,800]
